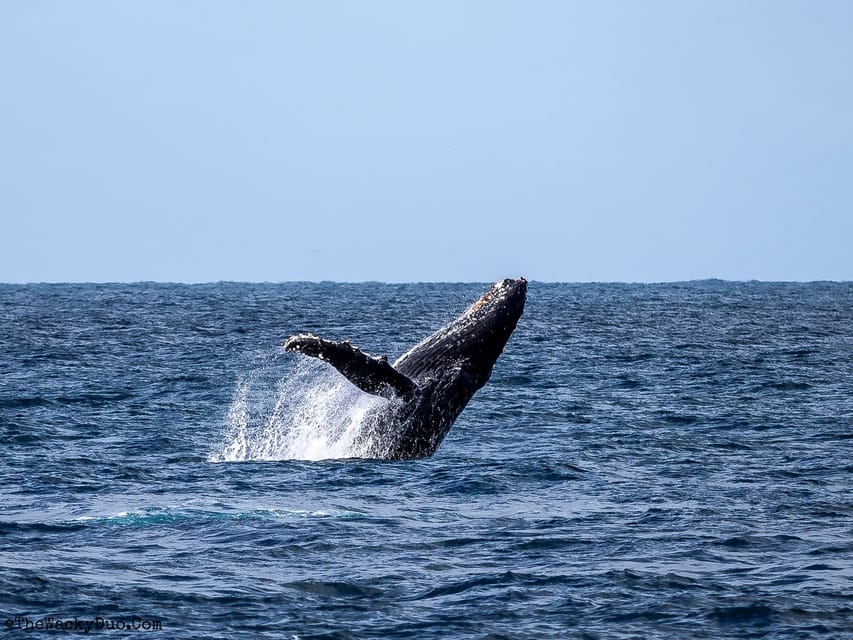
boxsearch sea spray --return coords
[210,352,387,461]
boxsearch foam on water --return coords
[68,506,367,526]
[210,353,386,462]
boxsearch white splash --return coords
[209,354,386,462]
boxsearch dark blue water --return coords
[1,281,851,639]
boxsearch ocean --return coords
[1,281,851,639]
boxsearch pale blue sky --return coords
[1,1,851,282]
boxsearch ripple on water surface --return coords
[1,281,851,639]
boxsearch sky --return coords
[1,1,851,283]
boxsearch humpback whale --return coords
[284,277,527,459]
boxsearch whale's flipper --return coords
[284,334,419,400]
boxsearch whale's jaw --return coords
[393,277,527,386]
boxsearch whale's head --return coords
[454,277,527,377]
[394,277,527,389]
[464,277,527,324]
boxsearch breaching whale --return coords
[283,277,527,459]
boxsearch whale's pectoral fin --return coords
[284,333,418,400]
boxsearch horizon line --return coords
[1,278,851,286]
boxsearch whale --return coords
[283,277,527,459]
